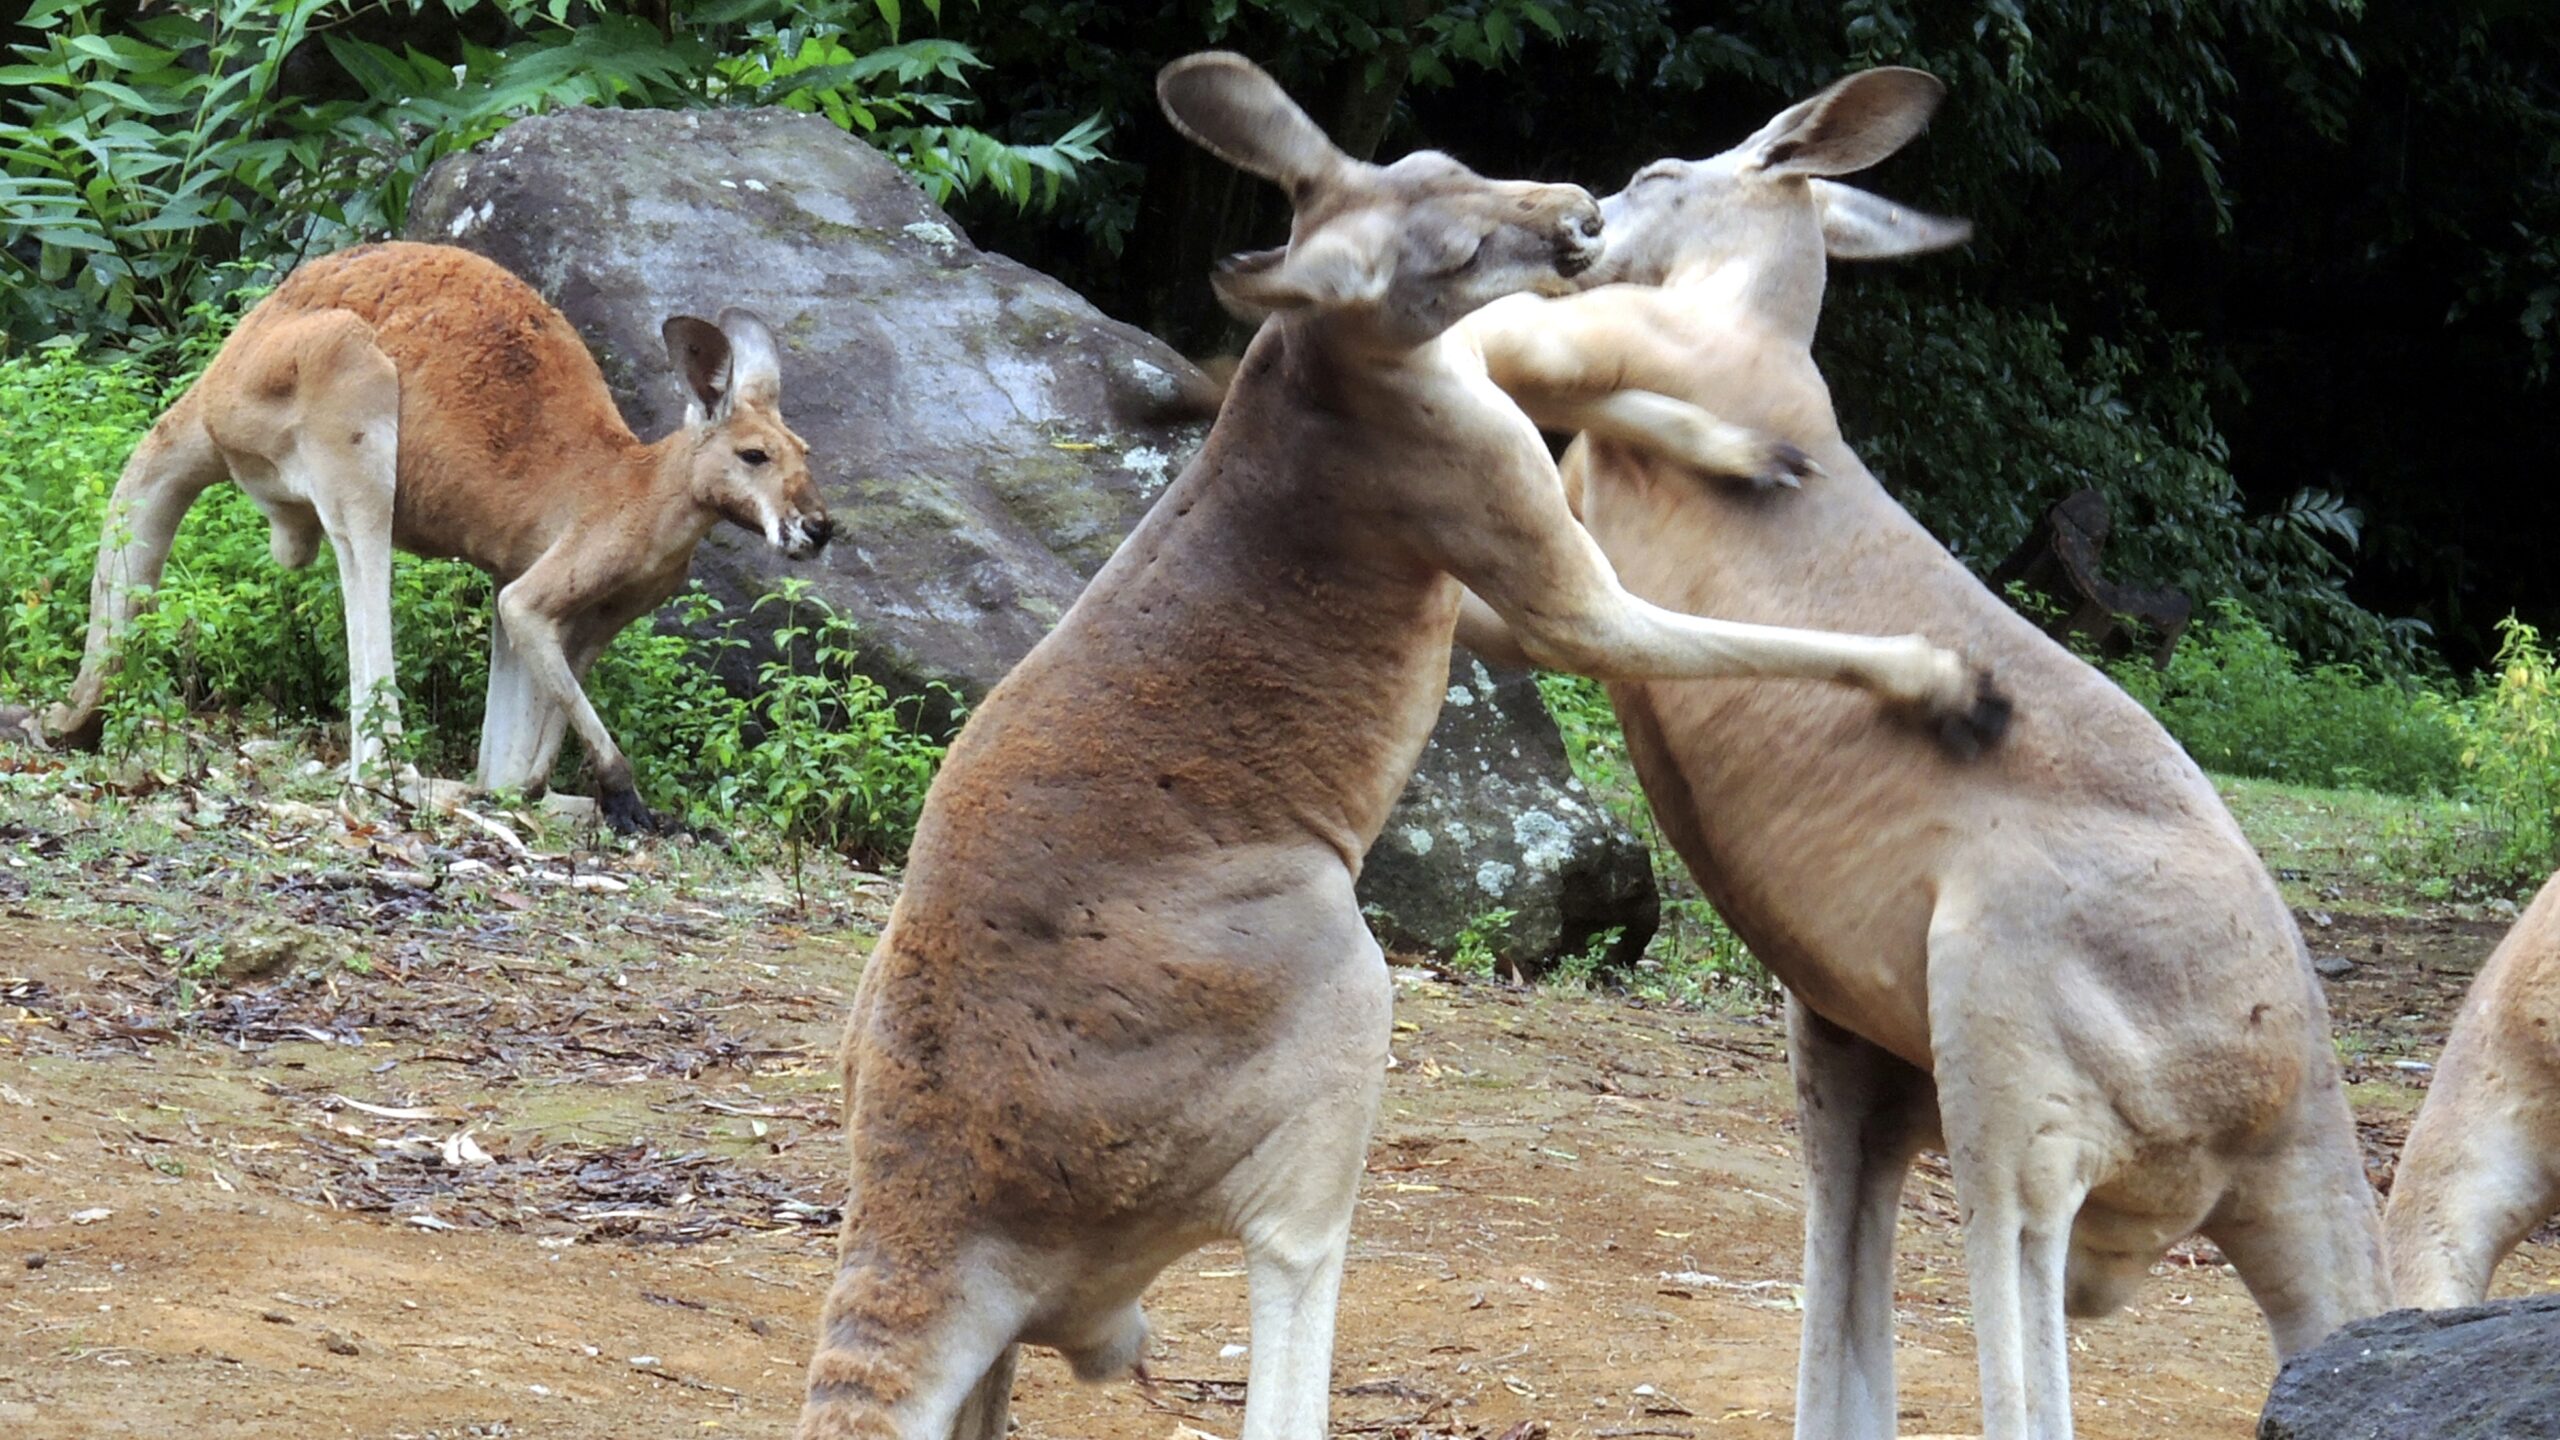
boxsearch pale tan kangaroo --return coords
[47,241,829,830]
[795,53,2008,1440]
[2388,866,2560,1306]
[1451,67,2389,1440]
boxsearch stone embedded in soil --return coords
[2258,1294,2560,1439]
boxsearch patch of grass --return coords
[2106,600,2465,797]
[2212,774,2516,911]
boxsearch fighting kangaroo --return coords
[47,241,829,830]
[1452,66,2388,1440]
[796,53,2007,1440]
[2387,865,2560,1306]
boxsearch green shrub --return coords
[1,0,1106,356]
[2437,615,2560,884]
[592,580,955,862]
[2105,600,2466,798]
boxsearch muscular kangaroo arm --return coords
[1417,447,2003,748]
[1457,294,1815,487]
[1530,390,1818,488]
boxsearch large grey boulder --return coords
[2258,1296,2560,1439]
[406,106,1654,971]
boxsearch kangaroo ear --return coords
[1811,181,1972,259]
[715,307,782,408]
[1158,51,1347,191]
[663,314,735,424]
[1208,223,1392,319]
[1741,67,1947,179]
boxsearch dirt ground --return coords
[0,808,2552,1440]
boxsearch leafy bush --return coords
[1,0,1105,356]
[0,1,338,353]
[590,581,955,862]
[2105,601,2466,797]
[1828,289,2431,668]
[0,341,947,862]
[2437,615,2560,883]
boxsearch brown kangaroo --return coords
[2388,865,2560,1306]
[47,241,828,830]
[794,53,2007,1440]
[1452,66,2389,1440]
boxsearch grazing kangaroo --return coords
[2387,866,2560,1306]
[796,53,2007,1440]
[1452,67,2388,1440]
[46,241,829,831]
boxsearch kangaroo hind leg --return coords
[797,1245,1030,1440]
[288,329,403,776]
[48,386,232,749]
[1787,997,1935,1440]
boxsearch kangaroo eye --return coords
[738,448,770,466]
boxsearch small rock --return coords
[2313,953,2358,979]
[204,924,341,987]
[22,1253,44,1270]
[320,1333,359,1357]
[261,1311,294,1325]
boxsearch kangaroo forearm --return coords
[1515,390,1772,480]
[1518,595,1944,698]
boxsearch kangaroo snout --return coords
[783,512,834,560]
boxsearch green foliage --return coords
[0,337,161,694]
[1533,671,1773,1006]
[2437,615,2560,883]
[2104,600,2465,797]
[1,0,1107,356]
[589,580,954,862]
[0,0,338,353]
[1445,906,1518,978]
[1829,290,2429,667]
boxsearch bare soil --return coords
[0,815,2550,1440]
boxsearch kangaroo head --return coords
[664,308,831,560]
[1158,51,1605,349]
[1587,67,1971,338]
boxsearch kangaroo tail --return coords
[49,385,228,749]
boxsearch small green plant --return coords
[1541,924,1623,993]
[2437,614,2560,884]
[1447,906,1518,979]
